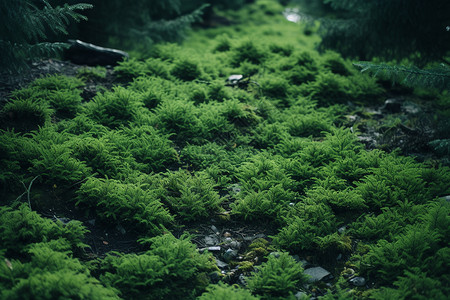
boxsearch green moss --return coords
[85,86,142,128]
[76,66,107,81]
[0,98,52,131]
[0,204,87,255]
[247,252,309,298]
[171,59,202,81]
[100,234,216,300]
[199,283,259,300]
[76,177,173,234]
[159,170,224,222]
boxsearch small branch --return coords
[18,176,40,210]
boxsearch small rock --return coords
[207,246,221,251]
[338,226,346,234]
[64,39,129,66]
[295,291,308,300]
[402,101,421,114]
[223,249,238,262]
[349,276,366,287]
[228,183,242,195]
[54,217,71,224]
[209,272,221,283]
[238,274,247,286]
[440,195,450,202]
[226,74,244,86]
[210,225,219,233]
[382,98,403,113]
[204,235,219,246]
[299,259,310,268]
[269,252,281,258]
[304,267,331,283]
[243,233,266,241]
[229,241,241,250]
[116,225,126,235]
[216,259,228,268]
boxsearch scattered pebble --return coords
[304,267,331,283]
[349,276,366,287]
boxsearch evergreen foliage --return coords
[0,0,92,72]
[0,204,88,256]
[76,178,174,235]
[311,0,450,63]
[199,283,260,300]
[354,62,450,91]
[76,0,206,48]
[247,252,310,298]
[0,243,119,299]
[100,234,216,299]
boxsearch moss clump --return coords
[76,177,173,235]
[199,283,259,300]
[100,234,216,300]
[247,252,310,298]
[0,204,88,256]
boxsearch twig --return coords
[17,176,40,210]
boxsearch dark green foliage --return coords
[171,59,202,81]
[315,0,450,63]
[0,98,53,131]
[272,199,337,252]
[0,204,87,255]
[70,136,133,179]
[247,252,310,299]
[285,113,331,137]
[0,0,92,72]
[359,200,449,286]
[355,62,450,91]
[76,66,107,81]
[76,178,173,234]
[117,126,179,173]
[77,0,205,48]
[30,143,91,185]
[370,268,448,300]
[0,243,119,299]
[0,2,449,299]
[159,170,224,221]
[154,99,203,142]
[300,72,383,105]
[85,86,142,128]
[100,234,216,299]
[199,283,260,300]
[10,75,84,118]
[232,41,267,66]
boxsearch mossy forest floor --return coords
[0,1,449,299]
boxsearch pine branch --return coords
[0,0,92,73]
[354,62,450,91]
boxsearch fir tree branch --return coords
[354,62,450,91]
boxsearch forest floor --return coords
[0,1,449,299]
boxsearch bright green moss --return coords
[0,243,119,299]
[159,170,224,221]
[199,283,259,300]
[76,66,107,81]
[76,177,174,235]
[100,234,216,300]
[0,204,88,255]
[247,252,310,298]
